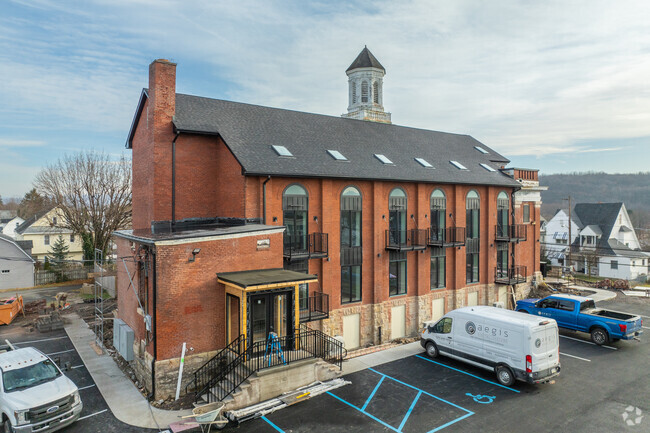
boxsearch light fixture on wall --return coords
[273,216,278,222]
[188,248,201,262]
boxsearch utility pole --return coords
[564,196,572,273]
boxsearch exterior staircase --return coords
[186,327,345,410]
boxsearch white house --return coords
[542,202,649,280]
[0,234,35,289]
[1,216,25,238]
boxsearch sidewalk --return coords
[63,313,191,429]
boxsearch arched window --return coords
[351,81,357,104]
[373,81,379,104]
[341,186,362,303]
[466,190,480,283]
[430,189,446,241]
[283,184,309,310]
[497,192,509,238]
[361,81,369,103]
[283,184,308,252]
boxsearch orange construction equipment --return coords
[0,295,24,325]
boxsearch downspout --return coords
[149,248,158,400]
[171,132,180,228]
[262,176,271,224]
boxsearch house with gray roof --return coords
[543,202,649,279]
[0,234,34,290]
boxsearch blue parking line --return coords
[414,355,520,393]
[368,368,477,412]
[398,390,422,431]
[327,368,474,433]
[362,375,385,411]
[327,391,400,433]
[261,415,285,432]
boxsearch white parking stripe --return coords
[77,384,96,390]
[560,352,591,362]
[642,326,650,330]
[71,364,85,369]
[77,409,108,421]
[46,349,76,356]
[14,336,68,344]
[560,335,617,350]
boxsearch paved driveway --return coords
[224,298,649,433]
[2,322,156,433]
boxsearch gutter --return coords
[262,176,271,224]
[149,247,158,400]
[171,132,181,227]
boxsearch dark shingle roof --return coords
[172,94,518,188]
[15,209,51,235]
[346,47,385,73]
[573,203,625,255]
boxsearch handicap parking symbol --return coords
[465,393,496,404]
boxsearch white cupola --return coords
[342,46,391,124]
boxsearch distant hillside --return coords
[539,172,650,220]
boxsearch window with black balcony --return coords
[430,189,446,243]
[466,190,480,283]
[341,186,362,304]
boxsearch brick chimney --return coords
[132,59,177,231]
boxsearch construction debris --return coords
[36,311,64,332]
[226,378,351,425]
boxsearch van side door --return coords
[430,317,454,355]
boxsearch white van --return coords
[420,306,560,386]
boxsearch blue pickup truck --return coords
[516,294,643,345]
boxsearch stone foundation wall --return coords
[128,338,219,400]
[323,281,533,350]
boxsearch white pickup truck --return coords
[1,347,82,433]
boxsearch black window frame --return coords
[430,247,445,289]
[389,251,407,296]
[341,265,362,304]
[466,191,480,284]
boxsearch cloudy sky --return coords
[1,0,649,198]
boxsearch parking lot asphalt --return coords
[225,297,649,433]
[1,323,158,433]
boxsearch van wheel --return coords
[425,341,439,358]
[495,365,515,387]
[590,328,609,345]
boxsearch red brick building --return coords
[114,49,543,399]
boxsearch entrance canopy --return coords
[217,268,317,291]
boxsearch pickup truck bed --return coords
[516,294,643,345]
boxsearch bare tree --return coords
[34,151,131,261]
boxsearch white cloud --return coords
[1,0,650,168]
[0,139,45,147]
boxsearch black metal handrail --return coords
[428,226,466,247]
[495,265,528,284]
[188,328,345,403]
[300,292,329,323]
[495,224,528,242]
[284,232,329,260]
[185,334,246,402]
[385,229,427,251]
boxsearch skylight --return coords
[327,150,348,161]
[474,146,489,154]
[450,160,468,170]
[414,157,433,168]
[374,154,393,165]
[272,145,293,157]
[480,163,496,172]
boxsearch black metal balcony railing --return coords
[284,232,329,261]
[385,229,428,251]
[495,224,528,242]
[300,292,329,323]
[428,227,466,247]
[495,265,528,285]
